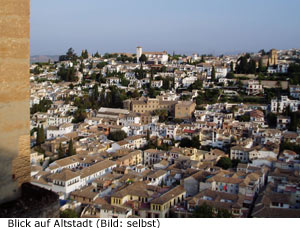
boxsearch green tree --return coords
[179,137,200,149]
[211,66,216,81]
[58,143,65,159]
[94,51,100,58]
[190,79,203,90]
[67,139,76,156]
[57,65,78,82]
[40,125,45,144]
[266,113,277,128]
[81,49,89,59]
[108,130,127,141]
[230,61,234,72]
[216,157,232,170]
[32,66,41,75]
[36,125,42,146]
[66,48,77,61]
[72,109,87,123]
[216,208,233,218]
[139,54,147,63]
[30,98,53,114]
[226,72,235,79]
[231,158,241,168]
[60,209,78,218]
[237,113,250,122]
[192,203,214,218]
[36,125,45,146]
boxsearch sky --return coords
[30,0,300,56]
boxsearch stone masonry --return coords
[0,0,31,204]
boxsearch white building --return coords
[289,85,300,99]
[246,80,263,95]
[271,96,300,113]
[182,76,198,88]
[136,46,168,64]
[46,123,74,140]
[151,80,163,88]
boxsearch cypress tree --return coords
[67,139,75,156]
[36,125,41,146]
[211,66,216,82]
[36,125,45,146]
[40,125,45,144]
[58,143,65,159]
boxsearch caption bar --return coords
[7,219,160,228]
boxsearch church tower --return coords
[136,46,143,63]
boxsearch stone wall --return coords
[0,0,31,204]
[0,183,60,218]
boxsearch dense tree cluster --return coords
[81,49,89,59]
[108,130,127,141]
[116,54,134,63]
[96,62,108,69]
[288,63,300,85]
[31,98,53,114]
[235,54,257,74]
[59,48,78,62]
[57,65,78,82]
[192,203,232,218]
[60,209,78,218]
[216,157,240,170]
[179,137,200,149]
[195,89,220,105]
[189,79,203,90]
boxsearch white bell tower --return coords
[136,46,143,63]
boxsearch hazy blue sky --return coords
[31,0,300,56]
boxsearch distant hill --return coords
[30,55,60,64]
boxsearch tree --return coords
[259,49,266,56]
[67,139,76,156]
[190,79,203,90]
[139,54,147,63]
[30,98,53,114]
[249,59,257,74]
[231,158,241,168]
[32,66,41,75]
[211,66,216,81]
[36,125,41,146]
[192,203,214,218]
[266,113,277,128]
[65,48,77,61]
[81,49,89,59]
[96,62,108,69]
[72,109,87,123]
[40,125,45,144]
[58,143,65,159]
[108,130,127,141]
[216,208,233,218]
[57,65,78,82]
[60,209,78,218]
[94,51,100,58]
[179,137,200,149]
[131,89,141,98]
[237,113,250,122]
[36,125,45,146]
[230,61,234,72]
[226,72,235,79]
[258,59,264,73]
[201,55,205,63]
[216,157,232,170]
